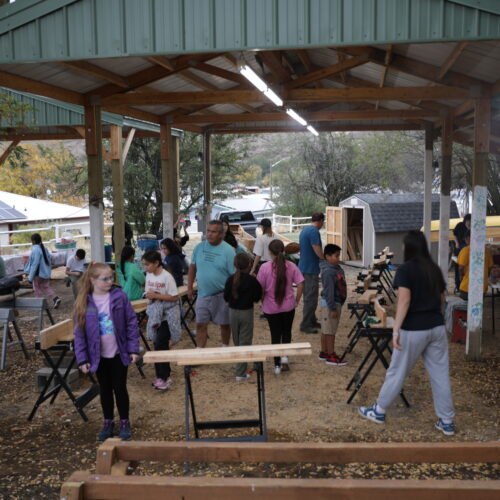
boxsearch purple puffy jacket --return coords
[74,287,140,373]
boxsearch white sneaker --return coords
[274,365,281,375]
[235,374,250,382]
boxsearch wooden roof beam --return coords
[258,51,291,84]
[376,44,393,109]
[59,61,130,88]
[187,61,248,86]
[0,71,84,105]
[173,109,440,125]
[436,42,469,81]
[101,86,470,106]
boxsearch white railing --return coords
[0,222,113,252]
[271,214,310,233]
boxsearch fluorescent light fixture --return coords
[307,125,319,136]
[263,88,283,107]
[286,108,307,126]
[239,65,267,92]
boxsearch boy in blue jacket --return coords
[318,244,347,366]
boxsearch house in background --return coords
[0,190,90,247]
[327,194,460,266]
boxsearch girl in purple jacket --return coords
[74,263,140,441]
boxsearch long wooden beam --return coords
[59,61,130,88]
[102,86,469,106]
[0,71,84,105]
[174,109,440,125]
[436,42,469,81]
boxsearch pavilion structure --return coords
[0,0,499,359]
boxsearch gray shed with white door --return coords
[334,194,459,266]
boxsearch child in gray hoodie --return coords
[318,244,347,366]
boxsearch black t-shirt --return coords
[393,259,445,330]
[453,221,468,248]
[223,273,262,310]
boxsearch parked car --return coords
[217,210,259,237]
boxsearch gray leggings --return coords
[377,325,455,421]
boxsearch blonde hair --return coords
[74,263,112,329]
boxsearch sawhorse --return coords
[0,308,30,370]
[183,361,267,441]
[339,303,373,361]
[28,319,100,421]
[143,343,312,442]
[346,327,410,407]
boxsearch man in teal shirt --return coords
[188,220,235,347]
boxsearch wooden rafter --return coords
[101,86,470,107]
[188,61,248,85]
[173,109,440,125]
[259,51,290,84]
[59,61,129,88]
[436,42,469,81]
[376,44,393,109]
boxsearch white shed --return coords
[326,193,459,267]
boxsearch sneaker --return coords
[155,378,173,391]
[325,353,348,366]
[53,297,62,309]
[118,419,131,440]
[235,374,250,382]
[274,365,281,375]
[358,405,385,424]
[151,378,162,388]
[280,356,289,371]
[318,351,329,361]
[300,326,318,334]
[97,419,114,441]
[435,418,455,436]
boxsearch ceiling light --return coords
[239,65,267,92]
[307,125,319,136]
[263,88,283,107]
[286,108,307,126]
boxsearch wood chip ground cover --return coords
[0,266,498,498]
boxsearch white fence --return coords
[0,221,112,254]
[271,214,310,233]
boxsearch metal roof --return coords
[0,87,184,139]
[0,199,26,222]
[0,1,498,144]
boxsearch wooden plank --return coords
[95,439,119,475]
[60,61,129,88]
[96,441,500,471]
[177,357,266,367]
[358,290,378,305]
[189,61,248,85]
[63,473,500,500]
[40,319,73,350]
[207,124,421,134]
[59,480,84,500]
[143,343,312,365]
[121,128,136,164]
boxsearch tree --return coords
[120,132,249,235]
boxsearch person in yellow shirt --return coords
[457,231,493,301]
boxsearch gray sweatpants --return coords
[230,308,254,377]
[377,325,455,421]
[300,273,319,329]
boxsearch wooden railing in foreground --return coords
[60,440,500,499]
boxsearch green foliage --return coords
[0,92,33,130]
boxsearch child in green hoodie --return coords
[318,244,347,366]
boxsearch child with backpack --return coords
[318,244,348,366]
[24,233,61,308]
[223,253,262,381]
[73,263,140,441]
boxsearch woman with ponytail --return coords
[74,263,140,441]
[223,253,262,381]
[24,233,61,308]
[257,239,304,374]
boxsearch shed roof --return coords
[348,193,460,233]
[0,199,26,222]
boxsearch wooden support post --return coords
[438,114,453,280]
[160,121,173,239]
[171,135,180,223]
[203,131,212,235]
[423,122,434,249]
[84,104,105,263]
[121,127,136,164]
[110,125,124,262]
[466,97,490,361]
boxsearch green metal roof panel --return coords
[0,87,183,136]
[0,0,500,63]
